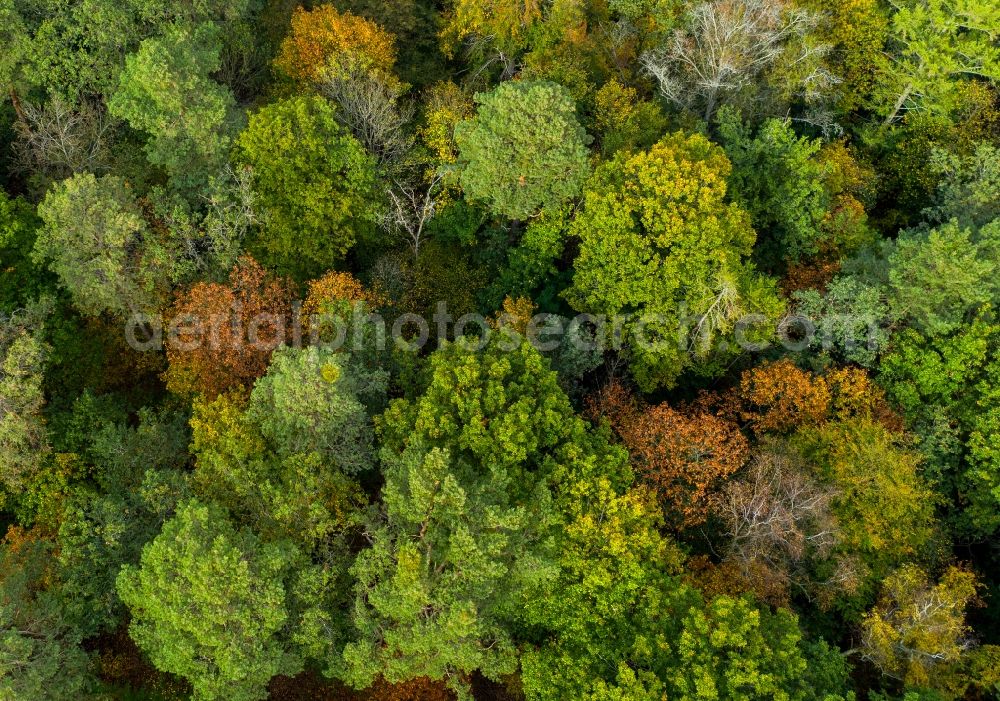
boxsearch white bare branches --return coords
[719,448,837,565]
[318,67,415,170]
[381,173,445,259]
[13,95,115,182]
[713,445,857,600]
[641,0,836,121]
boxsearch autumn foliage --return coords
[367,676,456,701]
[710,359,900,434]
[595,380,749,527]
[164,257,295,399]
[275,5,397,84]
[303,271,384,318]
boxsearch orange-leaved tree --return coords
[274,4,397,84]
[302,270,384,318]
[164,257,294,399]
[594,380,750,528]
[301,270,386,344]
[709,359,900,435]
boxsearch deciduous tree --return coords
[34,173,170,316]
[164,256,294,399]
[641,0,837,121]
[274,4,397,84]
[925,142,1000,228]
[714,444,854,606]
[247,345,384,474]
[235,96,379,279]
[791,417,937,587]
[0,193,46,310]
[879,313,1000,537]
[565,132,783,391]
[0,304,50,510]
[861,565,978,687]
[0,530,95,701]
[109,22,238,193]
[600,380,749,527]
[888,220,999,336]
[717,109,847,266]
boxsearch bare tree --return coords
[641,0,836,121]
[381,173,445,258]
[714,445,858,601]
[318,67,415,170]
[13,95,116,184]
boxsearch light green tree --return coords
[519,477,687,700]
[888,219,999,336]
[879,0,1000,124]
[565,131,784,391]
[879,313,1000,537]
[342,444,532,694]
[454,80,591,220]
[117,499,304,701]
[109,22,238,193]
[34,173,170,316]
[189,350,374,548]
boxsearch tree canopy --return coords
[2,1,999,699]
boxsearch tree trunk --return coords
[9,87,26,123]
[884,83,913,126]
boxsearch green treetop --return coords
[117,499,304,701]
[234,95,379,280]
[454,80,591,221]
[565,131,784,391]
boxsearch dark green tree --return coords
[234,95,379,279]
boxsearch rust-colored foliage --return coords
[596,380,749,528]
[730,359,833,433]
[685,555,792,608]
[303,270,384,317]
[368,676,456,701]
[164,257,294,400]
[2,525,45,556]
[714,359,901,435]
[780,257,842,295]
[275,4,397,84]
